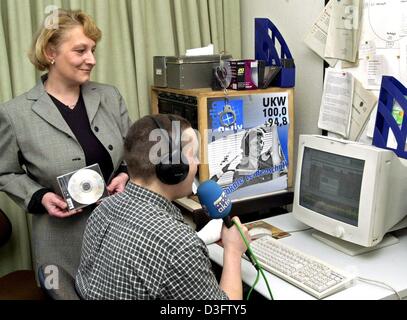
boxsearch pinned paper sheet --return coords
[186,44,214,56]
[318,68,354,138]
[303,0,338,67]
[324,0,362,63]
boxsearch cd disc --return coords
[67,168,105,205]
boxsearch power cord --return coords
[281,227,402,299]
[246,270,260,300]
[232,222,403,300]
[232,220,274,300]
[356,276,402,300]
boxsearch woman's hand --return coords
[107,172,129,195]
[41,192,82,218]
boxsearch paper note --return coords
[304,0,338,67]
[364,0,403,49]
[318,69,354,138]
[325,0,362,63]
[365,54,385,90]
[348,78,378,141]
[366,105,377,139]
[359,40,377,59]
[185,44,214,56]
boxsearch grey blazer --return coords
[0,77,132,277]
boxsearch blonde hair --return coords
[28,9,102,71]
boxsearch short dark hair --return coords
[124,114,191,180]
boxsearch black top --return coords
[49,91,114,182]
[27,91,114,214]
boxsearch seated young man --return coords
[75,113,250,299]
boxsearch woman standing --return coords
[0,9,132,278]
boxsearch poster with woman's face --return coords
[207,93,290,200]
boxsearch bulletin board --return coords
[308,0,407,144]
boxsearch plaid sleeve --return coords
[161,241,229,300]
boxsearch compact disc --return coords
[67,168,105,205]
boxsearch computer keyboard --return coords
[247,235,355,299]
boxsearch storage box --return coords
[153,54,232,90]
[227,59,265,90]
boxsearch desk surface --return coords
[207,213,407,300]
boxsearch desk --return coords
[174,190,294,231]
[207,213,407,300]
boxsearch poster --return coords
[207,93,290,200]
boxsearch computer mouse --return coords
[249,227,273,239]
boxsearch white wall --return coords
[240,0,325,174]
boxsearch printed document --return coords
[358,1,406,89]
[348,78,377,141]
[318,69,354,138]
[364,0,403,49]
[325,0,362,63]
[304,0,338,67]
[365,54,385,90]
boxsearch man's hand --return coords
[219,216,250,300]
[221,216,251,255]
[107,172,129,195]
[41,192,82,218]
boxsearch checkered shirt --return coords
[75,182,228,300]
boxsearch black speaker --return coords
[151,116,189,185]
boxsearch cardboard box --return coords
[227,59,265,90]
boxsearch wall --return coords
[240,0,325,175]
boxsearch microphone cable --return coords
[232,220,274,300]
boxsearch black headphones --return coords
[151,115,190,185]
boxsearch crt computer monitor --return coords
[292,135,407,255]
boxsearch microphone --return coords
[197,180,257,267]
[196,180,233,228]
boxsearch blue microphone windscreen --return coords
[197,180,231,219]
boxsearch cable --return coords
[278,224,402,300]
[356,276,402,300]
[233,220,403,300]
[233,220,274,300]
[246,270,260,300]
